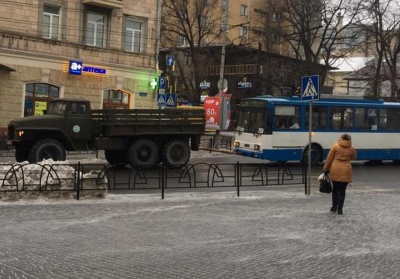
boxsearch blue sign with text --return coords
[68,60,83,75]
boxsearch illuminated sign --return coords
[65,60,108,77]
[83,66,106,75]
[69,60,83,75]
[237,77,252,89]
[199,80,211,89]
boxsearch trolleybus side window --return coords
[274,105,300,129]
[306,106,328,130]
[355,108,377,130]
[381,108,400,130]
[330,107,353,130]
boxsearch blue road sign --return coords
[157,94,166,105]
[165,93,176,107]
[301,75,320,101]
[159,77,166,89]
[166,56,174,66]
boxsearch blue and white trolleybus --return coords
[233,95,400,164]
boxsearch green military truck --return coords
[7,98,206,168]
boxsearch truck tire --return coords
[127,139,158,168]
[162,139,190,168]
[105,150,129,165]
[28,139,66,163]
[15,146,30,162]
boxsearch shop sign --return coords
[237,77,252,89]
[66,60,108,77]
[199,80,211,89]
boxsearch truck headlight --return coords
[234,141,240,147]
[18,130,24,137]
[254,144,260,150]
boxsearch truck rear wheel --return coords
[127,139,158,168]
[28,139,66,163]
[162,139,190,168]
[105,150,129,165]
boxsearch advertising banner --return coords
[203,96,231,130]
[204,97,221,130]
[35,101,47,115]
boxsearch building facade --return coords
[0,0,161,137]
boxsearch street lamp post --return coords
[219,0,229,96]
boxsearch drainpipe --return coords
[155,0,162,74]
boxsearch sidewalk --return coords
[1,184,399,279]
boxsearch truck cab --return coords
[8,99,94,162]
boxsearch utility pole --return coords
[219,0,229,95]
[215,0,230,147]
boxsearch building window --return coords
[240,5,248,16]
[103,90,130,109]
[178,35,188,46]
[239,26,248,37]
[42,5,61,39]
[124,17,145,53]
[273,10,282,22]
[24,83,60,116]
[200,16,208,28]
[200,37,208,46]
[222,0,228,10]
[85,11,108,47]
[272,31,281,42]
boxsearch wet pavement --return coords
[1,180,400,279]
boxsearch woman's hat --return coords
[341,134,351,141]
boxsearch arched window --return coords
[103,89,130,109]
[25,83,60,116]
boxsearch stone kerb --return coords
[0,160,107,202]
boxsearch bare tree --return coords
[161,0,224,103]
[255,0,364,88]
[362,0,400,99]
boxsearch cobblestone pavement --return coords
[1,181,400,279]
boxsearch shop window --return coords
[103,90,130,109]
[24,83,60,116]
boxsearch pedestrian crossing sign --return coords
[157,94,166,105]
[165,93,176,107]
[301,75,319,101]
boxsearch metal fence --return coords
[199,134,233,151]
[0,161,307,200]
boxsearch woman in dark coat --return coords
[323,134,357,215]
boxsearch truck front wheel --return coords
[28,139,66,163]
[162,139,190,168]
[127,139,158,168]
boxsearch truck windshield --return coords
[47,102,67,115]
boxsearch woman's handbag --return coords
[319,173,332,193]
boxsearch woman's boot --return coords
[337,195,345,215]
[330,192,338,212]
